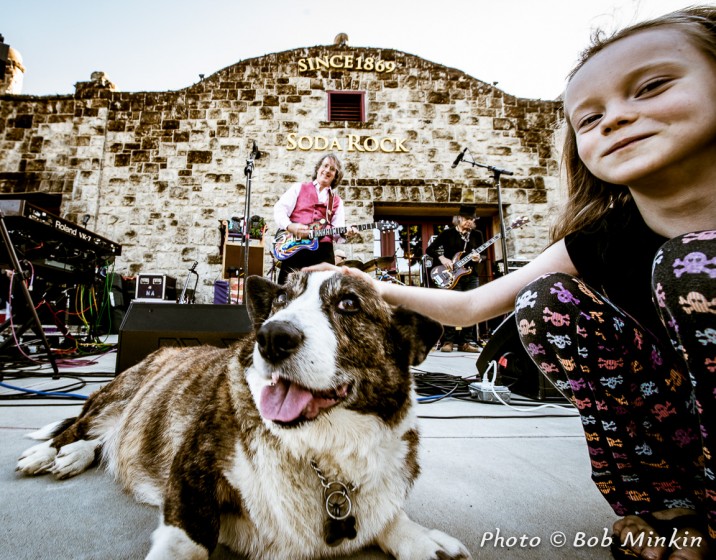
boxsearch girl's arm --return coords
[314,239,578,327]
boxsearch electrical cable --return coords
[418,414,581,419]
[411,361,578,417]
[416,383,459,403]
[1,371,115,380]
[0,402,87,407]
[5,271,45,364]
[0,342,118,375]
[411,369,477,402]
[480,360,579,415]
[0,381,88,400]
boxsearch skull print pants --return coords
[515,231,715,537]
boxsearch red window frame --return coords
[327,91,365,122]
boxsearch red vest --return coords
[289,182,341,243]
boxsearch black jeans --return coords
[442,272,479,344]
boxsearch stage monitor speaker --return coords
[476,312,567,402]
[116,302,253,374]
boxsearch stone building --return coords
[0,35,563,303]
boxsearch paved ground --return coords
[0,340,618,559]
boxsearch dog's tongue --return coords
[260,378,315,422]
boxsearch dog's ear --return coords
[245,275,280,330]
[390,307,443,367]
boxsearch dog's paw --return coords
[146,523,209,560]
[16,440,57,475]
[49,439,98,479]
[420,528,472,559]
[397,528,472,560]
[378,512,472,560]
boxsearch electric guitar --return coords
[430,217,529,289]
[271,220,399,261]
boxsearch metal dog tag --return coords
[323,482,356,546]
[324,515,357,546]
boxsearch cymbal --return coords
[342,259,364,268]
[362,256,394,272]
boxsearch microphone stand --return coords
[460,154,514,277]
[179,261,198,304]
[241,144,260,303]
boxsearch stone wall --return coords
[0,43,563,302]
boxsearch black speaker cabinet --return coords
[476,312,567,402]
[116,302,253,374]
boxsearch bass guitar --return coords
[430,217,529,289]
[272,220,399,261]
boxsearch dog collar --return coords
[310,460,358,546]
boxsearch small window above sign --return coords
[328,91,365,122]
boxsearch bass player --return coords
[426,206,484,352]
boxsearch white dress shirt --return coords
[273,180,346,240]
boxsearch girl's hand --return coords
[304,262,341,273]
[304,262,376,286]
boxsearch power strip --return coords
[468,382,511,404]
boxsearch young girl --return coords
[310,6,716,559]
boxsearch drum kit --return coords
[342,256,407,285]
[343,256,392,272]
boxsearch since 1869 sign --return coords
[298,54,396,74]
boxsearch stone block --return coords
[14,114,33,128]
[131,150,150,163]
[427,91,450,104]
[187,150,213,164]
[114,153,130,167]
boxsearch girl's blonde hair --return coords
[551,5,716,242]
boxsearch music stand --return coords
[0,210,59,376]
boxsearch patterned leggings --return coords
[514,231,716,537]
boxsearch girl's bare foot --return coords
[611,509,711,560]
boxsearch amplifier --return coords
[135,274,177,302]
[116,302,253,373]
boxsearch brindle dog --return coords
[17,271,472,560]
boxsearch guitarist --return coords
[426,206,484,352]
[273,153,357,284]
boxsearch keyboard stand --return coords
[0,210,59,377]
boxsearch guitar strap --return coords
[326,189,334,225]
[459,229,470,252]
[460,230,477,273]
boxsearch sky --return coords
[3,0,698,100]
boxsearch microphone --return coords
[252,141,261,159]
[451,148,467,169]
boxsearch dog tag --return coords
[324,515,356,546]
[323,484,357,546]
